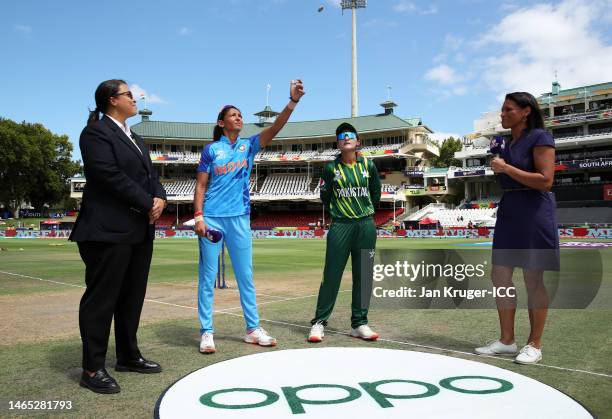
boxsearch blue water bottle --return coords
[205,228,223,243]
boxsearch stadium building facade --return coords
[450,80,612,227]
[71,80,612,231]
[70,101,442,229]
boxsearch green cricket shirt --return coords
[320,155,381,221]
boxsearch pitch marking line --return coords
[0,270,349,314]
[2,270,610,379]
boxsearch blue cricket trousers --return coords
[197,214,259,334]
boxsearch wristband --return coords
[289,96,299,103]
[194,211,203,217]
[195,215,204,223]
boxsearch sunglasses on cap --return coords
[337,131,357,141]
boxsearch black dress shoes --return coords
[115,357,162,374]
[79,369,121,394]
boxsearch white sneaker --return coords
[350,325,379,341]
[244,327,277,347]
[199,332,216,354]
[308,323,325,343]
[515,343,542,364]
[475,339,518,356]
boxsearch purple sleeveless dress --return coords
[492,128,560,270]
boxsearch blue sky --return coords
[2,0,611,160]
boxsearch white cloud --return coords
[452,86,468,95]
[393,1,438,14]
[420,5,438,15]
[476,0,612,95]
[325,0,342,8]
[443,34,464,51]
[178,27,192,36]
[425,0,612,101]
[393,1,417,13]
[130,84,167,105]
[430,132,462,142]
[15,24,32,34]
[424,64,461,85]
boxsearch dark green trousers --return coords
[311,217,377,328]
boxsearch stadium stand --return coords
[162,179,196,196]
[374,208,404,226]
[250,211,321,228]
[258,174,312,195]
[150,143,407,164]
[250,208,404,228]
[430,208,497,228]
[405,203,447,221]
[556,207,612,224]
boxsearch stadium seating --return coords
[461,197,500,209]
[257,174,312,195]
[430,208,497,227]
[150,143,406,164]
[250,211,321,228]
[162,179,196,196]
[250,208,404,228]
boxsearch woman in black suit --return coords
[70,79,166,394]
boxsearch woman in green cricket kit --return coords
[308,122,381,342]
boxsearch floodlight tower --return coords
[341,0,367,117]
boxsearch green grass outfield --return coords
[0,238,611,418]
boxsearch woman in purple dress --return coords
[475,92,558,365]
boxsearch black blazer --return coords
[70,116,166,244]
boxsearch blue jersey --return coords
[197,134,261,216]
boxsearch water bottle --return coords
[205,228,223,243]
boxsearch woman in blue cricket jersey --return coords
[193,80,305,353]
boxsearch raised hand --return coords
[290,79,305,102]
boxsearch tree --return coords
[431,136,463,168]
[0,118,80,218]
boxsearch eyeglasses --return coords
[114,91,134,100]
[337,131,357,141]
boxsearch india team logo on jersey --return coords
[238,144,247,152]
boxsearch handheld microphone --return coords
[489,136,505,158]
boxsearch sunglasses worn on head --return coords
[337,131,357,141]
[114,91,134,100]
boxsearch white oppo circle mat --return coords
[156,347,592,419]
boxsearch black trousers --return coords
[77,241,153,371]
